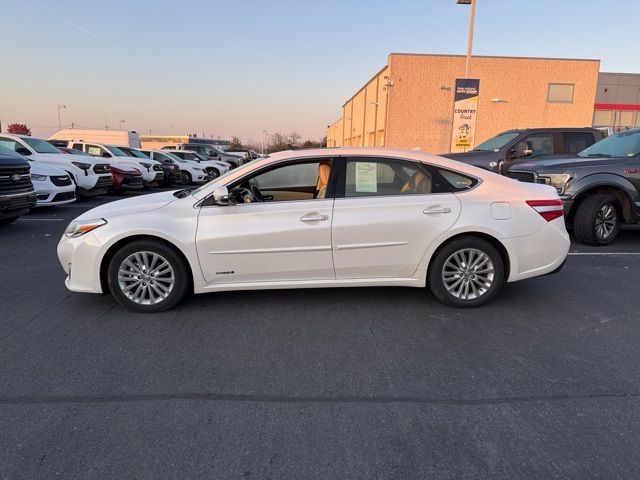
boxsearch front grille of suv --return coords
[506,171,537,183]
[93,164,111,174]
[0,166,33,195]
[95,176,113,188]
[50,175,73,187]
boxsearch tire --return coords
[181,171,192,184]
[428,236,504,308]
[107,240,189,313]
[0,216,19,225]
[573,194,621,246]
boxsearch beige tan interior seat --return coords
[315,163,331,198]
[400,171,431,194]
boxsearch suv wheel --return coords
[573,194,621,246]
[107,240,189,313]
[181,171,192,184]
[428,236,504,307]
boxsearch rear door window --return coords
[563,132,596,154]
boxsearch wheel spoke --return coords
[117,251,175,305]
[441,248,494,300]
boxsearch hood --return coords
[512,155,625,171]
[75,190,179,221]
[28,161,68,176]
[38,152,102,164]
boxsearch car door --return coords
[332,157,461,279]
[195,158,336,284]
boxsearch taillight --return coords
[526,199,564,222]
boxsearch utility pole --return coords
[457,0,477,78]
[57,104,66,130]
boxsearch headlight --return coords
[31,174,47,181]
[540,174,573,195]
[71,162,91,171]
[64,218,107,238]
[139,162,152,170]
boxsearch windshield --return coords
[472,131,521,151]
[0,143,25,159]
[578,130,640,158]
[125,148,149,159]
[157,151,185,163]
[192,152,209,162]
[105,145,129,157]
[22,137,63,154]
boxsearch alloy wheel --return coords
[595,204,617,240]
[117,251,175,305]
[441,248,495,300]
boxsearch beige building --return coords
[327,53,601,153]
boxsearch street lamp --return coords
[457,0,476,78]
[119,120,126,131]
[261,130,268,155]
[57,105,66,130]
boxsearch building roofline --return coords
[388,52,601,63]
[341,64,389,107]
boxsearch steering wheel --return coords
[231,187,255,204]
[249,182,264,202]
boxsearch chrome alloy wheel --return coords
[117,251,175,305]
[595,204,617,240]
[441,248,495,300]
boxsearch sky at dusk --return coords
[1,0,639,142]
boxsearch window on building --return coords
[614,110,634,128]
[593,110,613,128]
[635,113,640,128]
[547,83,574,103]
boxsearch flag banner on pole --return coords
[450,78,480,153]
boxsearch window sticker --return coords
[355,162,377,192]
[88,146,101,156]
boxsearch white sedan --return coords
[29,162,76,206]
[58,148,570,312]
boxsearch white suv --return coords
[69,142,164,188]
[141,150,209,184]
[0,134,112,196]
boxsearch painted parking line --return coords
[568,252,640,255]
[20,218,65,222]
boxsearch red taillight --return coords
[526,199,564,222]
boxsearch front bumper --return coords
[78,175,113,196]
[0,191,37,219]
[57,232,105,293]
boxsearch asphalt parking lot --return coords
[1,192,640,479]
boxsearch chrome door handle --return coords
[423,206,452,215]
[300,213,329,222]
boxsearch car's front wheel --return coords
[181,171,192,184]
[428,236,504,307]
[573,194,621,246]
[107,240,189,313]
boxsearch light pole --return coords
[57,105,66,130]
[261,130,268,154]
[119,120,126,131]
[457,0,476,78]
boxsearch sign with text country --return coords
[450,79,480,153]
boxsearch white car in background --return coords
[163,150,230,178]
[67,142,164,188]
[0,134,112,196]
[58,148,570,313]
[141,150,210,184]
[29,162,76,206]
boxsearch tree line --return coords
[231,132,327,154]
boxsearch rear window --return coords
[437,168,478,191]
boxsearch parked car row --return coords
[0,133,236,224]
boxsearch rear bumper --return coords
[503,218,570,282]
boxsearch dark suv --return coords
[0,144,37,225]
[506,129,640,245]
[443,128,606,173]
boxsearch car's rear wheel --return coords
[428,236,504,307]
[573,194,621,246]
[107,240,189,313]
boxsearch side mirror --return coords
[212,185,230,206]
[507,143,531,160]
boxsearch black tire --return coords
[573,194,621,246]
[428,236,505,308]
[181,171,192,184]
[0,216,19,225]
[107,239,189,313]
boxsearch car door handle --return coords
[300,213,329,223]
[423,206,452,215]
